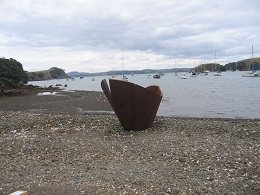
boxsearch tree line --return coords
[0,57,28,92]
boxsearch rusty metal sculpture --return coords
[101,79,163,130]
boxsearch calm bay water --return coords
[29,71,260,119]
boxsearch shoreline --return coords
[1,87,259,120]
[0,89,259,194]
[0,89,113,114]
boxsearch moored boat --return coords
[200,71,208,76]
[153,73,161,79]
[242,71,260,77]
[101,79,163,130]
[213,71,223,76]
[122,75,128,81]
[180,75,187,79]
[242,46,260,77]
[190,72,198,77]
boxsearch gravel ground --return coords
[0,91,259,194]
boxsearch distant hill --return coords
[193,57,260,72]
[27,57,260,81]
[27,67,69,81]
[67,68,192,77]
[223,58,260,71]
[68,57,260,77]
[194,63,223,72]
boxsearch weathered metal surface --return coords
[101,79,163,130]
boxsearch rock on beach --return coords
[0,90,259,194]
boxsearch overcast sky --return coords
[0,0,259,72]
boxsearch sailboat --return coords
[213,72,222,77]
[213,50,223,76]
[147,59,152,78]
[190,61,198,77]
[121,58,128,81]
[174,59,178,76]
[153,73,161,79]
[91,69,95,81]
[190,71,198,77]
[242,46,260,77]
[180,74,188,79]
[242,71,259,77]
[213,71,223,76]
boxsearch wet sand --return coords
[0,90,112,114]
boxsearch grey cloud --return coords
[0,0,259,71]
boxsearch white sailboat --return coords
[213,50,223,76]
[153,73,161,79]
[200,70,209,76]
[242,71,259,77]
[190,72,197,77]
[242,46,260,77]
[180,74,188,79]
[147,59,151,78]
[213,71,223,76]
[190,61,198,77]
[174,60,178,76]
[91,69,95,81]
[199,56,209,76]
[122,58,128,81]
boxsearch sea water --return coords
[29,71,260,119]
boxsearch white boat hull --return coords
[242,71,260,77]
[213,72,223,76]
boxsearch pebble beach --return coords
[0,90,259,194]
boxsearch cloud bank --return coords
[0,0,259,72]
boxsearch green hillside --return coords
[193,63,223,72]
[224,58,260,71]
[27,67,69,81]
[193,57,260,72]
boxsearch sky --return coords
[0,0,260,73]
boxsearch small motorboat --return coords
[190,72,198,77]
[153,73,161,79]
[180,75,187,79]
[213,71,223,76]
[241,71,260,77]
[101,79,163,130]
[122,75,128,81]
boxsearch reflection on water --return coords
[37,92,58,96]
[30,71,260,119]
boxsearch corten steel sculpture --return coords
[101,79,163,130]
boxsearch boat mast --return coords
[122,57,124,79]
[175,59,178,76]
[252,46,254,58]
[252,46,254,70]
[200,56,202,72]
[147,59,151,77]
[214,50,216,72]
[249,46,253,71]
